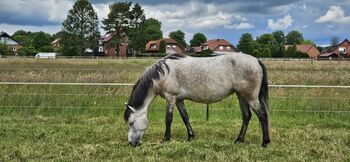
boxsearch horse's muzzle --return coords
[129,141,141,147]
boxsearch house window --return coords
[172,45,176,48]
[203,45,208,50]
[227,46,231,50]
[151,44,157,49]
[219,46,224,50]
[99,46,104,52]
[167,45,171,48]
[12,46,16,51]
[339,47,345,54]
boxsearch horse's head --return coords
[124,103,148,147]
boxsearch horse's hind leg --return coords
[247,98,270,147]
[176,100,195,141]
[163,101,174,141]
[235,94,252,144]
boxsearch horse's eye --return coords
[129,122,134,126]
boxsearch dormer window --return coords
[151,44,157,49]
[203,45,208,50]
[219,46,224,50]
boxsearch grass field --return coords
[0,58,349,161]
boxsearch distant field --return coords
[0,58,349,161]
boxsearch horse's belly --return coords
[179,86,234,104]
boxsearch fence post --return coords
[206,104,209,121]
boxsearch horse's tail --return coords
[258,60,271,138]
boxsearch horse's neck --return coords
[139,89,157,113]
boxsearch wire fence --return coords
[1,82,349,116]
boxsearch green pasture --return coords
[0,58,349,161]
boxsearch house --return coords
[196,39,237,54]
[337,39,350,57]
[0,32,22,54]
[98,33,128,58]
[284,44,320,59]
[145,38,184,54]
[51,38,61,49]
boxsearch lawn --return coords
[0,58,349,161]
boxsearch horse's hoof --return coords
[160,137,171,143]
[187,135,195,141]
[261,140,270,148]
[234,138,244,144]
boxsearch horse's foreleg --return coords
[163,101,174,141]
[176,100,195,141]
[235,95,251,144]
[248,99,270,147]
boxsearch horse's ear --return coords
[125,103,136,113]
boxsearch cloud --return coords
[267,14,294,30]
[0,0,73,26]
[225,22,254,29]
[316,5,350,23]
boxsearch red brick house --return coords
[284,44,320,59]
[196,39,237,54]
[0,32,22,54]
[320,39,350,58]
[98,33,128,58]
[145,38,184,54]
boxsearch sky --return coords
[1,0,350,46]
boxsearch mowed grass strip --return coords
[0,58,349,161]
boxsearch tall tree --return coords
[12,30,34,47]
[286,30,304,45]
[272,31,285,45]
[128,3,146,55]
[102,2,132,57]
[32,31,52,50]
[169,30,186,48]
[190,32,207,47]
[143,18,162,43]
[272,31,286,57]
[62,0,100,56]
[237,33,255,54]
[331,36,339,47]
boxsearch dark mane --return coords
[124,54,186,121]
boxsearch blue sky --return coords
[1,0,350,46]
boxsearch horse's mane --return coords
[124,53,186,121]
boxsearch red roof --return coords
[284,44,315,53]
[145,38,183,52]
[197,39,236,53]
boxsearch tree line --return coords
[236,30,314,58]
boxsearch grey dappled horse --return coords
[124,53,271,147]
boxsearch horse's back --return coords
[160,53,262,103]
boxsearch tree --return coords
[143,18,163,43]
[62,0,100,56]
[286,30,304,45]
[190,32,207,47]
[331,36,339,47]
[159,40,166,53]
[12,30,33,47]
[272,31,286,45]
[301,39,314,45]
[284,45,297,57]
[237,33,255,54]
[271,31,286,57]
[102,1,132,57]
[32,31,52,50]
[169,30,186,48]
[128,3,146,55]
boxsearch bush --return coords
[18,47,38,56]
[39,46,54,52]
[0,43,12,55]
